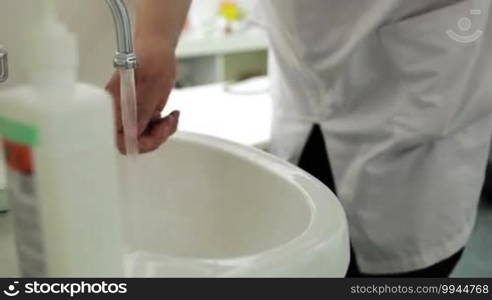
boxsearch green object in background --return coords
[225,51,268,82]
[0,116,38,145]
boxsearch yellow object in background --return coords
[220,0,244,21]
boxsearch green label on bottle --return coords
[0,116,38,146]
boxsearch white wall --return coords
[0,0,133,88]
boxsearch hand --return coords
[106,37,180,154]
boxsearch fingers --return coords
[135,73,174,136]
[116,132,126,154]
[139,110,180,153]
[116,110,180,155]
[151,111,161,122]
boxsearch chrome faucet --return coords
[105,0,138,70]
[0,46,7,83]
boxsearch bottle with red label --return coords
[0,1,124,277]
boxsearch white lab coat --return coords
[256,0,492,273]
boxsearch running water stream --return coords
[119,69,140,249]
[120,69,139,158]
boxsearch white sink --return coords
[122,132,349,277]
[0,132,349,277]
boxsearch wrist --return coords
[135,33,176,51]
[133,34,178,81]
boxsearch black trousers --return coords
[297,124,464,277]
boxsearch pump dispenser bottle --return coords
[0,1,124,276]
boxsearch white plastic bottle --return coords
[0,147,6,213]
[0,2,124,277]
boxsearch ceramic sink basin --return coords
[0,132,349,277]
[122,132,349,277]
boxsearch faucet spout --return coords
[105,0,137,69]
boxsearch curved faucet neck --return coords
[105,0,137,69]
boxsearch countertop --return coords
[165,77,272,148]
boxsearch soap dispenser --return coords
[0,1,124,277]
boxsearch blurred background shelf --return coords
[177,28,268,58]
[176,28,269,87]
